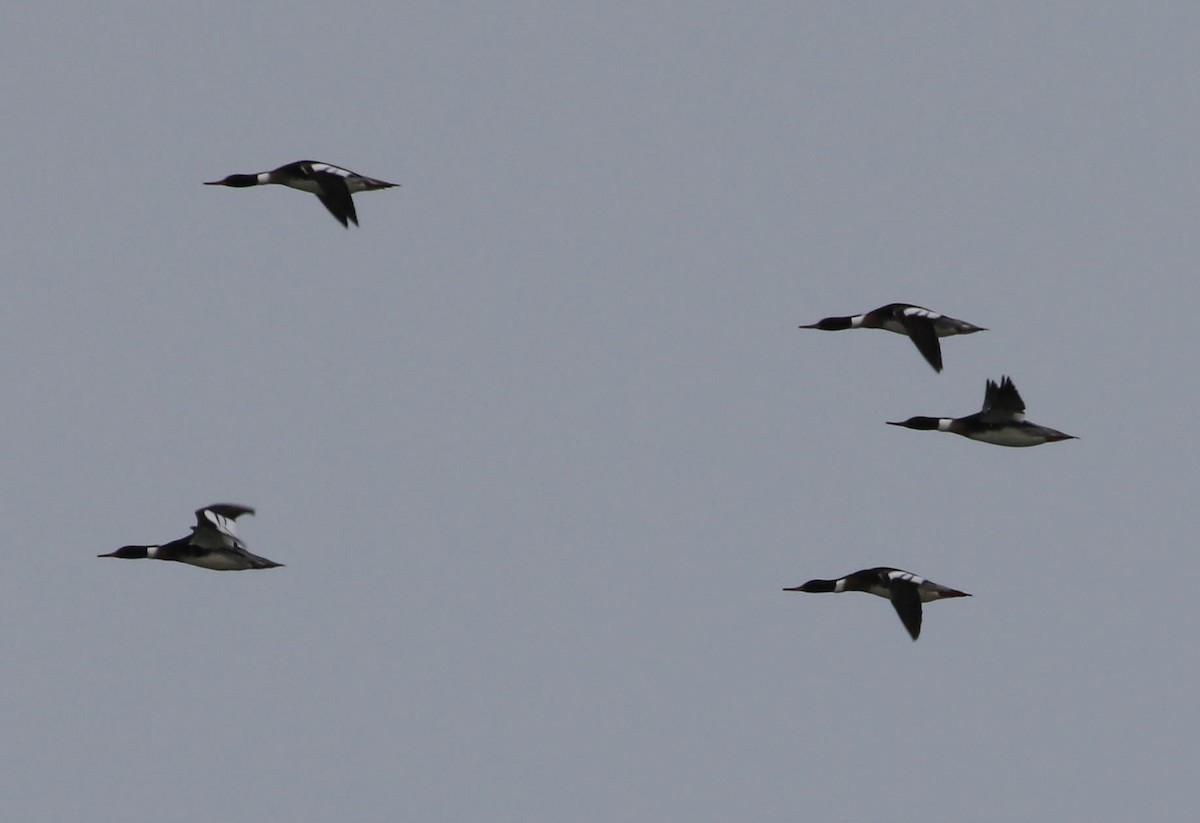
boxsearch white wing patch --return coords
[309,162,352,178]
[204,508,239,538]
[902,307,941,320]
[887,570,925,585]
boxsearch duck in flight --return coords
[205,161,398,227]
[99,504,282,571]
[799,303,986,372]
[784,567,970,640]
[887,375,1076,447]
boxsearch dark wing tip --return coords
[996,376,1026,412]
[316,190,356,228]
[889,586,923,641]
[899,315,944,372]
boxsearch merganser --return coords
[887,375,1077,447]
[799,303,986,372]
[205,161,398,227]
[784,567,970,640]
[99,504,282,571]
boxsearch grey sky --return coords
[3,2,1197,821]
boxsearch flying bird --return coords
[784,567,970,640]
[99,504,282,571]
[799,303,985,372]
[887,375,1076,447]
[205,161,398,227]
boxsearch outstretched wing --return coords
[190,504,255,550]
[309,162,399,191]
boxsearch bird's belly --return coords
[184,553,249,571]
[969,428,1044,447]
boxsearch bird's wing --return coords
[314,173,357,227]
[888,583,923,641]
[981,375,1026,421]
[310,162,398,190]
[190,504,254,549]
[899,314,943,372]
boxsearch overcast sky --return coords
[3,2,1198,821]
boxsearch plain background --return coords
[3,3,1197,821]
